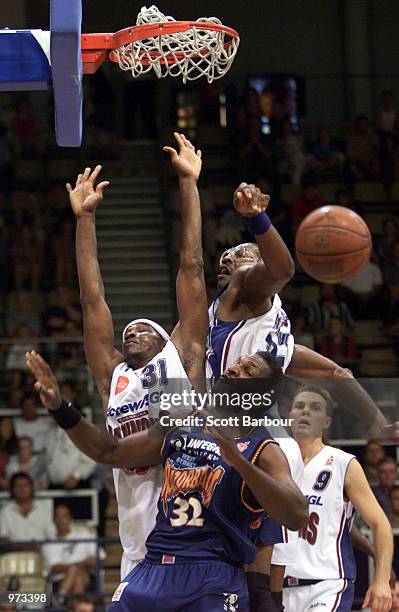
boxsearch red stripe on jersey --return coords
[331,578,347,611]
[221,320,246,373]
[335,509,346,579]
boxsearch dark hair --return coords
[292,384,335,417]
[54,503,73,518]
[20,392,37,408]
[383,217,398,231]
[377,457,397,469]
[18,436,32,446]
[67,595,95,612]
[382,91,394,98]
[389,485,399,498]
[256,351,284,383]
[355,115,369,124]
[10,472,34,498]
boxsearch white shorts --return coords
[283,579,354,612]
[120,552,143,580]
[272,539,298,566]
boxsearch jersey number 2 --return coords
[170,496,204,527]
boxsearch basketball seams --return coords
[296,245,371,258]
[296,224,370,240]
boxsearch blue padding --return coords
[0,31,51,88]
[50,0,83,147]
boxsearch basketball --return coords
[295,205,372,283]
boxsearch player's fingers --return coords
[362,589,371,608]
[163,146,178,161]
[238,182,248,190]
[83,167,91,181]
[173,132,184,150]
[196,149,202,158]
[90,164,102,183]
[66,183,72,193]
[96,181,110,198]
[75,174,82,188]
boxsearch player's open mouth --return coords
[297,417,311,427]
[218,266,230,278]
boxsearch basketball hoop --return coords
[81,5,239,83]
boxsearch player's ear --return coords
[324,415,332,431]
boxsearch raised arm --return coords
[214,434,308,531]
[234,183,295,297]
[164,133,208,382]
[345,459,393,611]
[66,166,122,402]
[26,351,162,469]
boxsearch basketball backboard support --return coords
[0,0,82,147]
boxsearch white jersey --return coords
[106,340,191,566]
[206,292,294,379]
[272,436,304,566]
[286,445,356,582]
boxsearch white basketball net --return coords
[112,5,239,83]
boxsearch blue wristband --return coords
[242,212,271,235]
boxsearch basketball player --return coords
[209,183,396,437]
[284,384,393,612]
[26,348,308,612]
[66,132,207,579]
[207,182,397,610]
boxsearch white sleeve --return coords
[0,507,11,538]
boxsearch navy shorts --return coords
[109,558,250,612]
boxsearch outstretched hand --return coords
[163,132,202,180]
[233,182,270,217]
[26,351,62,412]
[66,165,110,217]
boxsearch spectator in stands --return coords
[13,392,51,454]
[310,128,345,176]
[5,324,38,389]
[318,317,359,371]
[307,283,354,334]
[377,217,399,266]
[291,312,314,350]
[375,92,397,186]
[362,440,386,485]
[238,122,272,182]
[375,92,397,137]
[290,181,325,233]
[372,457,398,514]
[10,96,41,158]
[51,218,76,288]
[43,421,96,491]
[5,436,45,487]
[6,291,41,337]
[10,225,44,291]
[346,115,380,182]
[43,285,82,337]
[43,504,100,604]
[67,595,95,612]
[0,417,17,491]
[342,250,383,318]
[277,119,309,185]
[388,486,399,529]
[0,472,53,543]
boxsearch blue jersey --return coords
[145,427,276,566]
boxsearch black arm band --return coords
[50,399,82,430]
